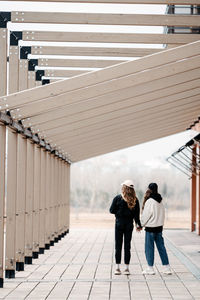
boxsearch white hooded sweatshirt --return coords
[141,197,165,228]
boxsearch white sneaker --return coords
[163,265,172,275]
[142,267,155,275]
[114,268,121,275]
[123,269,130,275]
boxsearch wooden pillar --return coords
[0,28,7,96]
[45,151,51,249]
[54,156,59,242]
[28,71,35,89]
[24,139,34,264]
[5,128,17,278]
[32,144,41,258]
[66,162,70,232]
[19,59,28,91]
[9,46,19,94]
[15,134,27,272]
[39,148,46,253]
[50,154,55,245]
[196,144,200,235]
[0,125,6,287]
[191,145,197,232]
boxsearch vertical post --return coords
[28,71,36,89]
[66,162,70,232]
[0,28,7,96]
[32,144,41,258]
[25,139,34,264]
[9,46,19,94]
[196,144,200,235]
[19,59,28,91]
[191,145,197,232]
[0,124,6,287]
[50,154,55,245]
[15,134,27,272]
[5,128,17,278]
[45,151,51,249]
[39,148,46,253]
[54,156,59,242]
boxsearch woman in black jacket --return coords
[110,180,142,275]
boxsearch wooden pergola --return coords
[0,0,200,288]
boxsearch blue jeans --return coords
[145,231,169,267]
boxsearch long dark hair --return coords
[121,185,137,210]
[142,189,151,211]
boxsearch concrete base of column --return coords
[39,247,45,254]
[0,278,3,288]
[16,262,24,271]
[5,270,15,278]
[45,243,50,250]
[32,252,39,259]
[25,256,32,264]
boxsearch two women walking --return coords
[110,180,171,276]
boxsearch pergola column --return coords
[0,124,6,287]
[196,144,200,235]
[39,148,46,254]
[191,145,197,232]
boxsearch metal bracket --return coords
[20,46,31,59]
[28,59,38,71]
[0,12,11,28]
[32,133,40,144]
[42,79,50,85]
[10,31,22,46]
[0,111,12,125]
[35,70,45,81]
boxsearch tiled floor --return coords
[0,229,200,299]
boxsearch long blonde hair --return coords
[121,185,137,210]
[142,189,151,210]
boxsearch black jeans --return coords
[115,220,133,264]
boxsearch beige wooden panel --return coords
[49,154,55,241]
[50,100,200,143]
[11,12,200,27]
[45,152,51,245]
[0,125,6,279]
[9,46,19,94]
[15,53,200,120]
[65,163,70,231]
[1,40,199,111]
[69,121,190,161]
[32,144,41,253]
[54,157,59,239]
[15,134,27,264]
[5,0,200,4]
[0,29,7,96]
[25,139,34,258]
[39,148,46,248]
[26,70,200,129]
[28,71,36,89]
[23,31,200,45]
[58,108,199,149]
[6,128,17,271]
[38,58,126,68]
[19,60,28,92]
[31,45,161,57]
[45,69,90,77]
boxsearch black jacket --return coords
[110,194,142,228]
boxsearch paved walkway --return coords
[0,229,200,300]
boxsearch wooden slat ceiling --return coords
[1,41,200,162]
[4,0,200,4]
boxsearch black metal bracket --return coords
[28,59,38,71]
[0,12,11,28]
[0,111,12,125]
[42,79,50,85]
[20,46,31,59]
[36,70,45,81]
[10,31,22,46]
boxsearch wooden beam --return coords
[50,108,199,148]
[23,69,200,128]
[31,45,161,57]
[67,122,189,161]
[9,46,19,94]
[0,29,7,96]
[11,12,200,27]
[23,31,200,45]
[0,125,6,285]
[9,53,200,119]
[19,60,28,92]
[44,69,91,77]
[4,0,200,4]
[38,58,126,68]
[1,41,200,111]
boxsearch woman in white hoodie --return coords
[141,183,171,275]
